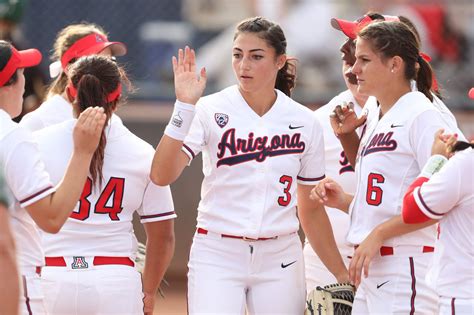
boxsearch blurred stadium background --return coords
[4,0,473,313]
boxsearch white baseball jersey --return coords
[182,85,325,238]
[33,115,176,258]
[362,90,465,141]
[348,91,451,247]
[0,109,55,271]
[20,95,73,132]
[0,166,11,206]
[413,148,474,299]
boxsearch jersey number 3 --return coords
[366,172,384,206]
[71,177,125,221]
[278,175,293,206]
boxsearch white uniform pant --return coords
[352,252,438,315]
[439,297,474,315]
[187,230,306,315]
[20,271,47,315]
[41,265,143,315]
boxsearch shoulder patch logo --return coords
[71,256,89,269]
[215,113,229,128]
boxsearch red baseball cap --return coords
[0,46,42,87]
[469,88,474,100]
[60,32,127,70]
[331,14,400,39]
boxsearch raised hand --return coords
[73,107,107,155]
[330,102,367,136]
[173,46,207,105]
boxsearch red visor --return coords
[331,14,400,39]
[469,88,474,100]
[0,46,42,87]
[61,33,127,70]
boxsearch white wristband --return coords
[420,154,448,178]
[164,100,196,141]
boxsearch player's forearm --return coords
[0,208,20,315]
[142,221,175,295]
[338,132,360,167]
[374,215,437,242]
[301,207,348,281]
[29,151,93,233]
[151,135,188,186]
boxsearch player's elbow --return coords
[150,172,176,186]
[37,220,62,234]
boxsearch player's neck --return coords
[377,83,411,117]
[238,87,277,117]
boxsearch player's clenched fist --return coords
[73,106,107,155]
[173,46,207,105]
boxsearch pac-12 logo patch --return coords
[214,113,229,128]
[71,256,89,269]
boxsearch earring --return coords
[391,69,394,73]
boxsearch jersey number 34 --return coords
[71,177,125,221]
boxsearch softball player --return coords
[312,21,459,314]
[0,166,19,315]
[0,40,105,314]
[34,55,176,315]
[330,12,465,167]
[402,132,474,314]
[152,17,348,314]
[20,23,126,132]
[303,36,366,291]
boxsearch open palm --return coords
[173,46,207,105]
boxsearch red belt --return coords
[197,228,277,241]
[354,245,434,257]
[45,256,135,267]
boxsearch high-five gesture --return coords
[173,46,207,105]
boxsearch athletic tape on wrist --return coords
[164,100,196,141]
[420,155,448,178]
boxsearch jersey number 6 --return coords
[71,177,125,221]
[278,175,293,206]
[366,172,385,206]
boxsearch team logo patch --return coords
[214,113,229,128]
[71,256,89,269]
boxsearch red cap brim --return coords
[17,49,42,68]
[469,88,474,100]
[80,41,127,57]
[331,18,358,39]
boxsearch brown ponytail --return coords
[68,55,127,187]
[275,59,296,97]
[416,56,433,102]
